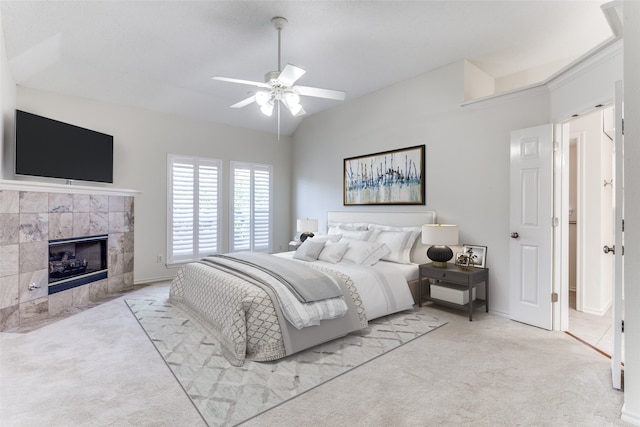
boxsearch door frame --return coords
[555,103,615,332]
[554,122,570,331]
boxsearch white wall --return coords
[292,60,551,316]
[0,9,16,179]
[623,0,640,423]
[13,87,293,283]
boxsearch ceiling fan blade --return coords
[212,76,270,88]
[278,64,306,86]
[230,95,256,108]
[295,85,346,101]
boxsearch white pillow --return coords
[328,222,369,230]
[341,240,390,266]
[374,229,420,264]
[329,228,372,241]
[293,239,326,261]
[368,223,422,232]
[309,234,342,243]
[327,223,370,236]
[318,241,349,263]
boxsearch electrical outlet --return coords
[157,254,163,263]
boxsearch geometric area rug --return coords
[125,296,447,427]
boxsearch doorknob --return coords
[510,232,519,239]
[603,245,615,254]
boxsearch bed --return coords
[169,211,436,366]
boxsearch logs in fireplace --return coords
[48,235,108,294]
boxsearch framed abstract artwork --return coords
[343,145,425,205]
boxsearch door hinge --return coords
[552,217,559,227]
[622,219,625,232]
[622,118,624,136]
[553,141,560,152]
[622,320,625,333]
[551,292,559,303]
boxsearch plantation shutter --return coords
[168,155,221,263]
[230,162,272,252]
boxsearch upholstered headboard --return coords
[326,211,437,264]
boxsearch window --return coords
[230,161,272,252]
[167,155,221,264]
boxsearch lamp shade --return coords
[296,218,318,242]
[421,224,459,245]
[296,218,318,232]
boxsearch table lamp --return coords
[297,218,318,242]
[421,224,459,268]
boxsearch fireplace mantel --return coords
[0,179,140,196]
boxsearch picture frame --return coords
[462,244,487,268]
[343,144,425,205]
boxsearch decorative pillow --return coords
[292,238,326,262]
[328,222,369,230]
[328,228,372,241]
[318,241,349,264]
[327,222,370,236]
[373,229,421,264]
[341,240,391,266]
[368,223,422,232]
[309,234,343,243]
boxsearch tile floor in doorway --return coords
[568,290,625,363]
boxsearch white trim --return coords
[0,179,139,196]
[461,38,622,109]
[546,38,623,91]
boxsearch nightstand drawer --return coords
[425,268,467,283]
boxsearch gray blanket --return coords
[206,252,343,302]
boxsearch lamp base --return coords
[427,245,454,268]
[300,232,315,242]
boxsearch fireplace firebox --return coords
[48,235,108,295]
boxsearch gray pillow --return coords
[292,239,326,261]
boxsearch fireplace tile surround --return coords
[0,183,135,331]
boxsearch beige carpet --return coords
[0,282,628,426]
[126,294,446,426]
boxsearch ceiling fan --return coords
[212,16,346,135]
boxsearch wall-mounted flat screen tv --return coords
[15,110,114,183]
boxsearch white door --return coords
[611,81,624,390]
[509,124,554,330]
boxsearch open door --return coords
[611,80,624,390]
[509,124,554,330]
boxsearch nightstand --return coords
[418,263,489,321]
[288,240,302,251]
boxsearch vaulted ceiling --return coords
[0,1,614,136]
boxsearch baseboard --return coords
[621,403,640,426]
[134,275,176,286]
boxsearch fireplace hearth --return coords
[48,235,108,295]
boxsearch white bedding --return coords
[275,252,416,320]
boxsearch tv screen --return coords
[15,110,114,183]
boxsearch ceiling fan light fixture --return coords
[260,101,274,116]
[255,91,270,106]
[285,92,300,106]
[284,92,302,115]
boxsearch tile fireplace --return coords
[0,183,136,331]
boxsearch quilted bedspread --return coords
[169,259,367,366]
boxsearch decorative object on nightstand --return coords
[421,224,459,268]
[296,218,318,242]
